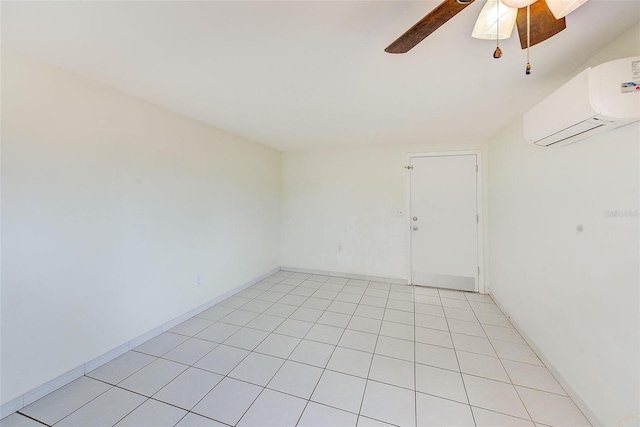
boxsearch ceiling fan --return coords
[385,0,588,72]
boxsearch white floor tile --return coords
[20,376,111,425]
[439,289,468,300]
[472,407,535,426]
[237,389,306,427]
[290,307,324,323]
[279,294,308,307]
[162,338,217,366]
[289,339,335,368]
[87,351,156,385]
[502,360,566,395]
[327,347,373,378]
[483,325,527,345]
[444,307,477,322]
[219,296,251,309]
[375,336,414,362]
[311,370,367,413]
[475,312,512,327]
[240,299,274,313]
[328,301,358,315]
[255,291,286,303]
[357,415,396,426]
[452,333,496,357]
[298,402,358,427]
[385,299,414,313]
[416,363,467,403]
[360,380,415,427]
[194,344,249,375]
[463,374,530,419]
[389,291,413,301]
[383,309,414,325]
[114,398,186,427]
[267,360,323,399]
[313,289,339,300]
[516,386,591,426]
[348,316,382,334]
[416,342,459,371]
[447,319,486,338]
[229,352,285,386]
[0,414,44,427]
[254,333,301,358]
[335,292,363,303]
[275,318,314,338]
[220,309,259,326]
[236,288,264,300]
[290,286,317,297]
[264,303,297,318]
[415,303,445,317]
[415,313,449,331]
[415,326,453,348]
[456,350,510,382]
[492,340,544,366]
[223,327,269,350]
[195,322,241,343]
[55,387,145,427]
[153,367,223,410]
[339,329,378,353]
[368,354,414,390]
[302,297,332,310]
[416,392,475,427]
[359,296,387,308]
[441,298,472,310]
[169,318,214,337]
[306,323,344,345]
[192,377,262,426]
[318,311,352,328]
[174,412,227,427]
[245,313,285,332]
[119,358,187,396]
[469,301,503,314]
[354,305,385,320]
[380,321,414,341]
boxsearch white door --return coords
[410,154,479,291]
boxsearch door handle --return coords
[412,226,419,231]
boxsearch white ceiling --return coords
[2,1,639,151]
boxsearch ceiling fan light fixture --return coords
[502,0,538,8]
[546,0,588,18]
[471,0,517,40]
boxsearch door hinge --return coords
[476,214,479,223]
[476,164,479,173]
[478,266,480,275]
[405,165,413,170]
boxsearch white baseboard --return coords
[0,266,280,420]
[489,293,602,427]
[280,266,408,285]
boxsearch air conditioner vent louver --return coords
[524,56,640,148]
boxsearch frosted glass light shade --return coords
[472,0,518,40]
[546,0,588,18]
[502,0,537,8]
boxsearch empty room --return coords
[1,1,638,426]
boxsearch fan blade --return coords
[385,0,476,54]
[516,0,566,49]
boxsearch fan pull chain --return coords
[526,4,531,74]
[494,1,502,58]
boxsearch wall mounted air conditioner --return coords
[524,56,640,147]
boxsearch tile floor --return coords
[1,271,592,427]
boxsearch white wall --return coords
[488,23,640,426]
[1,49,281,405]
[280,141,489,283]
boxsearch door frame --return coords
[406,150,485,294]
